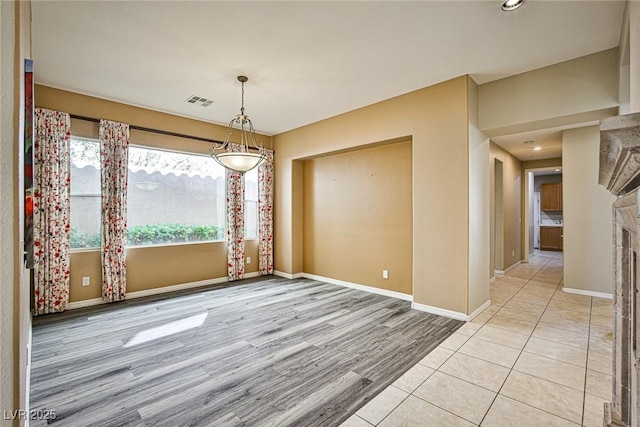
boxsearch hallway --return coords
[344,251,613,427]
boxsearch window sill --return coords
[70,237,260,252]
[71,239,226,252]
[127,240,226,249]
[69,247,101,253]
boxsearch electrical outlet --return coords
[382,270,389,279]
[511,250,515,257]
[82,276,90,286]
[246,256,251,264]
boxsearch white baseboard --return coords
[504,260,522,273]
[67,270,484,324]
[489,276,496,283]
[494,260,521,276]
[301,273,413,302]
[273,270,304,280]
[284,272,478,321]
[67,297,104,310]
[411,302,467,321]
[467,300,492,321]
[67,272,264,310]
[411,299,491,322]
[273,270,293,279]
[127,277,229,300]
[25,314,32,421]
[562,287,613,300]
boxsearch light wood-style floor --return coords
[30,276,462,426]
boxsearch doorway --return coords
[523,166,563,262]
[533,193,540,250]
[493,159,504,274]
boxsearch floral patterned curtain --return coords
[33,108,71,315]
[226,170,245,281]
[258,149,274,275]
[99,120,130,302]
[226,143,245,280]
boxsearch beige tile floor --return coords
[341,251,614,427]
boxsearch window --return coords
[70,140,228,249]
[127,146,225,246]
[70,138,101,249]
[244,168,258,238]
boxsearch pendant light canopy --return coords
[210,76,267,173]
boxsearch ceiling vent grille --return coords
[185,95,213,107]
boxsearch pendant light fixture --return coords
[210,75,267,173]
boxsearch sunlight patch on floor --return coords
[123,312,208,348]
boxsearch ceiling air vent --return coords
[185,95,213,107]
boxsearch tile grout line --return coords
[516,255,591,425]
[354,252,592,427]
[476,257,550,424]
[375,265,544,427]
[373,385,414,426]
[379,266,545,425]
[515,254,592,424]
[506,253,593,425]
[405,377,490,425]
[477,253,578,426]
[581,296,594,427]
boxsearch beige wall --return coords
[490,142,522,273]
[562,126,616,294]
[1,0,31,421]
[68,241,260,302]
[468,78,490,312]
[479,49,620,276]
[274,76,479,315]
[302,141,412,295]
[479,49,619,137]
[35,86,272,150]
[35,86,267,303]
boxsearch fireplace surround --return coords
[599,112,640,426]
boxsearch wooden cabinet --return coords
[540,226,563,251]
[541,182,563,211]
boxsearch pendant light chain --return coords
[209,75,267,173]
[240,80,245,116]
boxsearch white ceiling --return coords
[492,128,564,161]
[32,0,626,158]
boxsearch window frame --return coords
[68,139,269,249]
[243,167,259,240]
[69,136,102,252]
[125,143,227,248]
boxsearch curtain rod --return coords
[70,114,226,145]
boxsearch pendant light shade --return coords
[210,76,267,173]
[215,151,266,172]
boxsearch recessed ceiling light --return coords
[501,0,525,11]
[533,146,542,151]
[554,168,561,172]
[523,140,534,145]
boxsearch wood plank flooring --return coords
[30,276,463,427]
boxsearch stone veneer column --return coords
[599,112,640,427]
